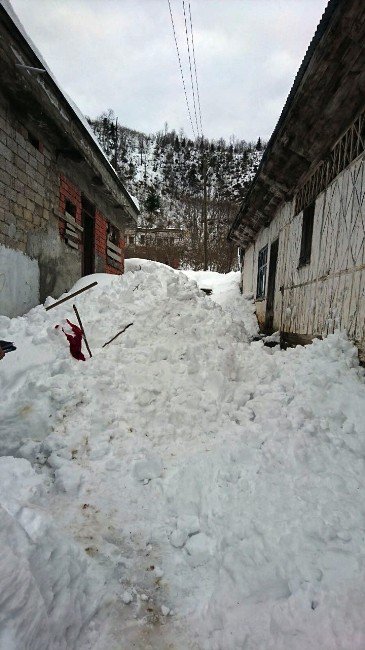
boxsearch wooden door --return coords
[265,238,279,332]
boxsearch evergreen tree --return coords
[145,190,161,214]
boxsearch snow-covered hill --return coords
[87,112,263,270]
[88,111,263,226]
[1,264,365,649]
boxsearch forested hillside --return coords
[88,110,264,270]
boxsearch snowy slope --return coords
[88,115,264,229]
[1,264,365,649]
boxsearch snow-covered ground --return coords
[1,262,365,649]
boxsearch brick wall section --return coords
[58,174,82,243]
[95,209,107,264]
[95,209,124,275]
[119,237,125,275]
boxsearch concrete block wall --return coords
[0,102,56,254]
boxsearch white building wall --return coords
[241,200,293,329]
[241,152,365,356]
[0,244,39,317]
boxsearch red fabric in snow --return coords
[62,319,85,361]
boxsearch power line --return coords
[188,1,203,137]
[167,0,196,138]
[182,0,200,138]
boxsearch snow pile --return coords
[183,269,258,336]
[1,262,365,649]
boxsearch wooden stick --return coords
[73,304,92,358]
[102,323,133,348]
[45,282,98,311]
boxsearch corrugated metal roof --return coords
[228,0,341,241]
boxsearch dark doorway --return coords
[265,238,279,333]
[82,196,95,276]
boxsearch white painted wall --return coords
[0,244,39,317]
[241,152,365,354]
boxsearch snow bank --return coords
[124,257,175,274]
[0,458,104,650]
[1,263,365,649]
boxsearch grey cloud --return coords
[10,0,328,141]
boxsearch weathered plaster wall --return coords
[241,201,292,330]
[0,243,39,316]
[241,153,365,358]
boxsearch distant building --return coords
[0,0,139,317]
[125,227,184,269]
[228,0,365,362]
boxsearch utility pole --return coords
[202,148,208,270]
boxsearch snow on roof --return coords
[129,194,140,211]
[0,0,139,214]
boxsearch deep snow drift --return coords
[1,263,365,649]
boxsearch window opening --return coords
[299,201,315,267]
[107,222,119,246]
[65,200,76,218]
[28,131,41,150]
[256,245,268,299]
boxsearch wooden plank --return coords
[64,210,77,224]
[65,227,79,240]
[65,231,80,245]
[107,239,121,254]
[102,322,133,348]
[280,331,323,349]
[54,210,84,232]
[73,304,92,358]
[66,239,79,250]
[107,249,121,263]
[45,281,98,311]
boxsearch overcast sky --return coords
[10,0,328,142]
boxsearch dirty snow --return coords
[1,263,365,649]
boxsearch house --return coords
[228,0,365,362]
[125,226,184,269]
[0,0,139,317]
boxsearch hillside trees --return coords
[88,112,265,271]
